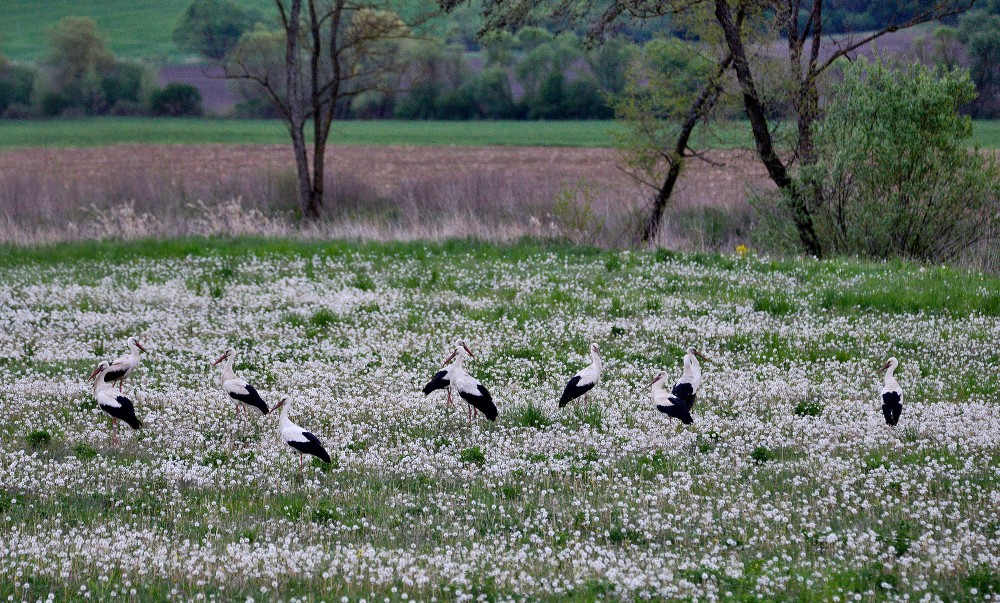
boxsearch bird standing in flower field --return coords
[88,360,143,443]
[270,396,331,477]
[880,357,903,426]
[423,340,498,423]
[559,343,602,407]
[651,347,710,424]
[102,336,146,392]
[212,348,269,418]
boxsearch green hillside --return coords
[0,0,276,62]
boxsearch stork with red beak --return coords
[270,396,331,477]
[88,360,143,443]
[880,357,903,426]
[212,348,269,418]
[102,336,146,392]
[423,340,497,423]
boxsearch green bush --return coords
[73,443,98,460]
[459,446,486,466]
[0,60,38,116]
[798,56,999,262]
[27,429,52,448]
[150,83,204,117]
[750,446,773,464]
[173,0,262,60]
[794,399,824,417]
[434,86,476,120]
[394,82,439,119]
[470,67,517,118]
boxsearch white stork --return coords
[88,361,143,443]
[103,336,146,391]
[559,342,602,407]
[880,357,903,426]
[423,340,498,423]
[650,346,709,424]
[269,396,331,476]
[212,348,269,418]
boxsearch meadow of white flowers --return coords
[0,242,997,602]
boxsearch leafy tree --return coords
[0,52,38,116]
[456,0,980,256]
[798,57,998,261]
[394,81,440,118]
[45,17,115,114]
[469,66,516,117]
[588,37,640,95]
[564,76,612,118]
[150,82,205,116]
[173,0,263,60]
[957,11,1000,116]
[101,61,155,110]
[614,36,733,241]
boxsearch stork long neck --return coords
[884,364,898,387]
[684,354,700,381]
[127,341,141,361]
[93,372,112,394]
[651,377,666,392]
[278,403,290,427]
[220,354,236,381]
[591,351,602,373]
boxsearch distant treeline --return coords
[1,0,999,120]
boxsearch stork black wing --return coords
[99,395,143,429]
[103,368,127,382]
[288,432,331,463]
[229,384,269,415]
[460,384,498,421]
[558,375,595,407]
[671,382,695,410]
[423,370,450,395]
[881,391,902,426]
[656,402,693,425]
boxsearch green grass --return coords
[0,0,276,62]
[0,117,996,149]
[0,117,627,148]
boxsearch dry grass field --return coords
[0,144,771,249]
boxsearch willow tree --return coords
[224,0,426,220]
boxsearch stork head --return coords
[590,342,601,355]
[270,395,288,414]
[128,337,147,353]
[87,360,110,383]
[880,357,898,373]
[687,347,709,362]
[212,347,236,366]
[443,339,474,365]
[647,371,668,387]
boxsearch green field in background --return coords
[0,0,275,62]
[0,117,996,149]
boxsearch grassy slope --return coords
[0,117,996,149]
[0,0,275,62]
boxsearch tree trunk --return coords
[282,0,319,221]
[641,54,734,244]
[713,0,823,257]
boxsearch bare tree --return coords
[224,0,424,220]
